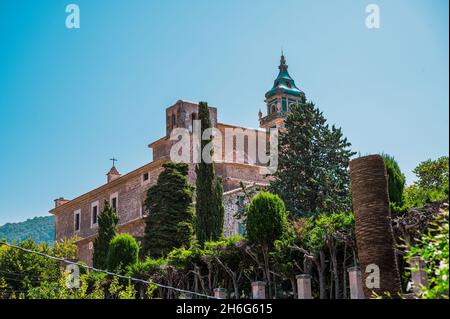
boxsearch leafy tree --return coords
[195,101,224,244]
[246,191,291,298]
[382,154,406,206]
[414,156,449,193]
[293,212,355,299]
[107,233,139,272]
[0,238,78,298]
[205,236,247,299]
[404,156,449,208]
[93,201,118,269]
[142,162,194,258]
[270,102,355,217]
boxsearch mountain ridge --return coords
[0,215,54,245]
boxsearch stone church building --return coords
[50,55,305,265]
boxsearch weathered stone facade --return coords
[51,55,301,266]
[50,100,270,265]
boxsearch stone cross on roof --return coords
[110,157,118,167]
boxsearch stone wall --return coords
[52,161,165,245]
[222,184,266,237]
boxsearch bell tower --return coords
[259,54,305,130]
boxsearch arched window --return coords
[271,104,277,114]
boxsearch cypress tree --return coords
[142,162,194,258]
[92,200,118,269]
[269,102,355,217]
[213,176,225,239]
[382,154,406,206]
[195,102,224,244]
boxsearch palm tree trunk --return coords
[350,155,402,298]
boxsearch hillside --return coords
[0,216,54,245]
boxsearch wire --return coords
[0,269,60,281]
[0,241,217,299]
[0,276,43,284]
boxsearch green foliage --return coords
[142,161,194,258]
[297,212,354,254]
[246,192,290,249]
[404,157,449,208]
[413,156,449,191]
[195,101,224,244]
[93,201,118,269]
[404,184,447,208]
[0,238,78,298]
[107,234,139,272]
[389,201,409,215]
[270,102,355,217]
[382,154,406,206]
[406,211,449,299]
[108,276,136,299]
[0,216,54,245]
[27,271,106,299]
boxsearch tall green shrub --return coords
[107,233,139,272]
[142,162,194,258]
[246,192,289,247]
[246,192,291,298]
[93,201,118,269]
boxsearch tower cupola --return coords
[259,54,305,130]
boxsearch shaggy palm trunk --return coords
[350,155,402,298]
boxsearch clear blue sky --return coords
[0,0,448,225]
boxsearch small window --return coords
[92,205,98,225]
[110,192,118,211]
[143,172,149,182]
[74,210,81,232]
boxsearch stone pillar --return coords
[348,267,365,299]
[213,288,227,299]
[251,281,266,299]
[296,274,312,299]
[410,256,428,294]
